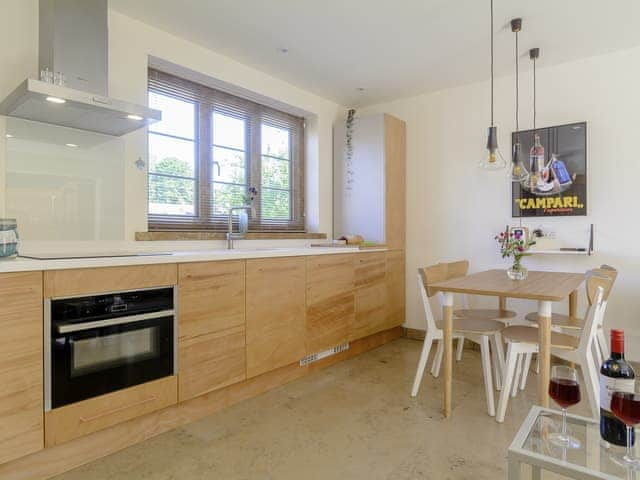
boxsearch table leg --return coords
[531,465,541,480]
[499,296,507,311]
[569,290,578,317]
[537,300,552,407]
[443,292,454,418]
[507,457,521,480]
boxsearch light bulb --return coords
[479,126,506,170]
[510,142,529,182]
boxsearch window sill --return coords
[135,231,327,241]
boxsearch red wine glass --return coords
[611,383,640,470]
[548,366,581,449]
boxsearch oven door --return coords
[51,314,173,409]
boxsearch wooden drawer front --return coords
[44,264,177,298]
[178,260,245,341]
[351,283,388,341]
[385,250,406,328]
[179,325,246,401]
[354,252,386,288]
[306,255,354,353]
[0,272,44,465]
[246,257,306,378]
[45,376,177,447]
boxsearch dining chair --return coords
[411,261,506,416]
[430,260,516,391]
[519,265,618,390]
[495,270,612,423]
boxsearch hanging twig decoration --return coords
[345,108,356,193]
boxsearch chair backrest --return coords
[417,273,439,333]
[577,270,613,353]
[586,265,618,306]
[419,260,469,297]
[417,260,470,333]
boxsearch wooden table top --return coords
[429,269,586,302]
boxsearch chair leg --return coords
[520,353,533,391]
[492,332,506,391]
[582,349,601,420]
[431,339,444,377]
[456,336,464,361]
[534,353,540,374]
[411,334,435,397]
[592,342,603,370]
[511,353,523,398]
[480,335,496,416]
[497,343,518,423]
[597,329,609,361]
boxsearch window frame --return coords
[147,69,305,232]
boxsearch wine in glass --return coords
[611,382,640,470]
[548,365,581,449]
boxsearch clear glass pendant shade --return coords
[479,126,506,170]
[510,141,529,182]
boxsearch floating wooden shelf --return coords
[529,249,591,256]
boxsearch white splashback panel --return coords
[333,113,385,242]
[5,119,125,240]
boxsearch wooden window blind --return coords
[147,68,305,232]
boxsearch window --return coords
[147,69,305,231]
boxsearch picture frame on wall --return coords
[511,122,587,217]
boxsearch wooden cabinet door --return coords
[0,272,43,464]
[306,254,354,354]
[178,261,246,401]
[351,253,388,340]
[385,250,405,329]
[246,257,306,378]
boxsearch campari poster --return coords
[511,122,587,217]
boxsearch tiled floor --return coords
[53,338,591,479]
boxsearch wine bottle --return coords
[529,134,545,189]
[600,329,636,447]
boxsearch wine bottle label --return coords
[600,374,635,411]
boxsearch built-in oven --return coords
[45,286,177,411]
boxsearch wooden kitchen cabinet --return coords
[45,376,177,447]
[178,261,246,401]
[246,257,306,378]
[44,264,177,298]
[350,252,388,341]
[385,250,405,329]
[0,272,44,465]
[305,254,354,354]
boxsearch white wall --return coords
[361,46,640,359]
[0,1,344,239]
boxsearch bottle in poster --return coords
[550,154,573,186]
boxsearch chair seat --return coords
[502,326,579,351]
[524,312,584,330]
[454,308,517,321]
[436,318,504,335]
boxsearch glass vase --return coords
[507,262,528,281]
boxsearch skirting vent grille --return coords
[299,342,350,366]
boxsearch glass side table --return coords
[508,406,638,480]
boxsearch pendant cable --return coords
[490,0,494,126]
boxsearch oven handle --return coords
[57,310,175,334]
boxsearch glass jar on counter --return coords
[0,219,19,258]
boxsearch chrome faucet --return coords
[226,206,252,249]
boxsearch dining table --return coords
[429,269,586,418]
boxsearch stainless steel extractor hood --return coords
[0,0,160,136]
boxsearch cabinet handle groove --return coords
[79,395,158,423]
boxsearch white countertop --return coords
[0,246,385,273]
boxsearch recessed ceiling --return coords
[110,0,640,106]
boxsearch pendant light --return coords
[479,0,506,170]
[528,47,544,186]
[509,18,529,183]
